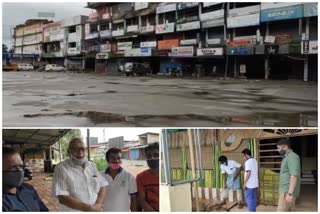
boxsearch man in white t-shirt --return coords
[101,147,137,211]
[242,149,258,212]
[218,155,243,208]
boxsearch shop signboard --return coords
[140,41,157,48]
[158,39,179,50]
[68,48,78,54]
[197,48,223,56]
[176,21,200,31]
[171,46,194,57]
[156,23,175,34]
[96,53,109,59]
[180,39,197,46]
[100,44,111,52]
[227,5,260,28]
[261,3,303,22]
[227,46,254,55]
[207,38,222,45]
[124,48,151,57]
[117,42,132,51]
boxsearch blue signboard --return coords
[261,5,303,22]
[141,47,149,53]
[227,47,254,55]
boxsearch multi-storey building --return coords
[63,15,88,69]
[13,19,51,65]
[83,2,318,81]
[42,21,65,65]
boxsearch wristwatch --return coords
[288,192,293,196]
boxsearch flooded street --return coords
[3,71,317,127]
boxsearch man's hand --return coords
[90,204,103,212]
[285,193,293,203]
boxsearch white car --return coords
[45,64,65,72]
[17,63,34,71]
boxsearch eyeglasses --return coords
[3,165,24,172]
[70,147,86,153]
[146,152,159,160]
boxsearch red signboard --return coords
[158,39,179,50]
[227,40,252,46]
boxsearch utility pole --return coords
[87,129,91,161]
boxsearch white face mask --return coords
[70,154,86,166]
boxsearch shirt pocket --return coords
[91,176,100,193]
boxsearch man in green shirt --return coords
[276,138,301,211]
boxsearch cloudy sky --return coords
[80,128,161,143]
[2,2,92,48]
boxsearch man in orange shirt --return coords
[136,143,159,212]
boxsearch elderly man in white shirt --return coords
[52,138,108,211]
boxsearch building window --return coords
[68,42,76,48]
[112,23,124,31]
[229,2,260,9]
[202,3,224,14]
[158,12,176,24]
[177,7,199,22]
[90,24,98,33]
[100,22,110,31]
[126,17,138,26]
[141,15,156,26]
[68,26,76,33]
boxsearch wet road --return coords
[3,71,317,127]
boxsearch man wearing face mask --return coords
[218,155,243,209]
[136,142,159,212]
[2,147,49,211]
[276,138,301,212]
[52,138,108,211]
[242,149,258,212]
[101,147,137,211]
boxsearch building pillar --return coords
[298,18,303,36]
[138,16,142,29]
[304,55,308,82]
[233,56,237,78]
[264,56,269,80]
[156,13,159,25]
[205,29,208,47]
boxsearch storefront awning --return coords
[3,129,70,148]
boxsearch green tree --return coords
[93,157,108,172]
[3,44,8,53]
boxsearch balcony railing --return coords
[155,23,175,34]
[112,29,125,37]
[126,25,139,33]
[140,25,155,33]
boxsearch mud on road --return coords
[3,72,317,127]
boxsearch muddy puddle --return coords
[23,111,317,127]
